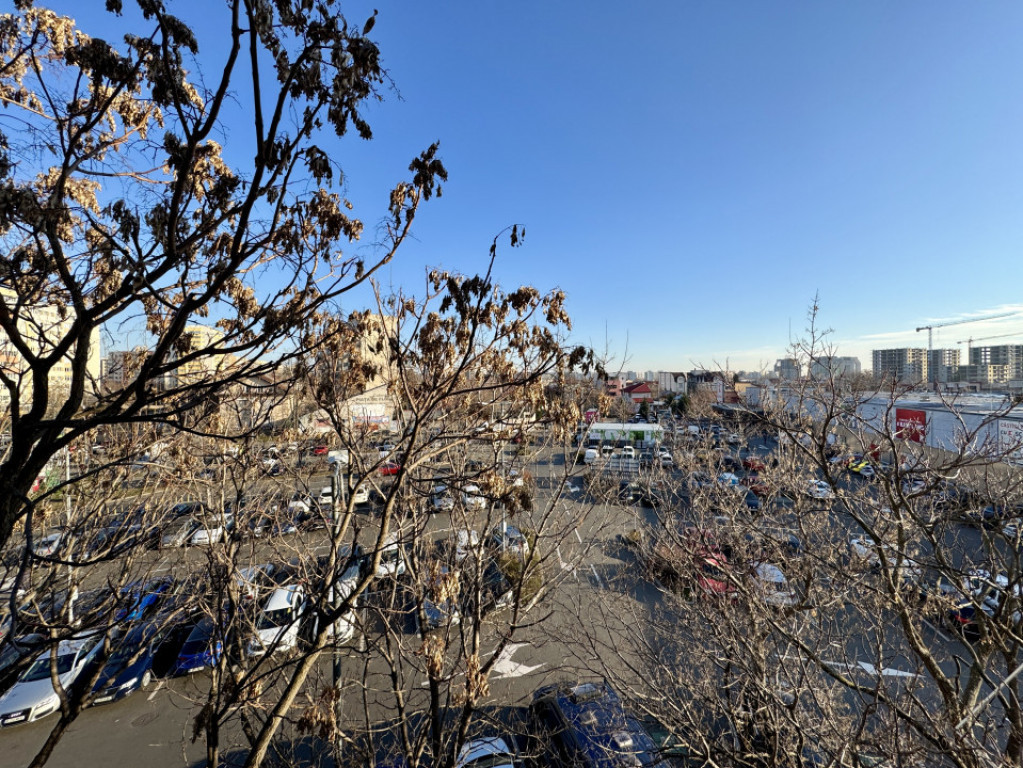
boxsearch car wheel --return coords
[141,669,152,689]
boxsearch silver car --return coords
[0,633,104,727]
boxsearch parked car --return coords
[235,563,293,602]
[417,566,461,632]
[30,531,65,560]
[378,461,401,477]
[488,524,530,557]
[0,632,105,726]
[430,484,455,513]
[805,480,835,500]
[717,472,741,486]
[456,737,517,768]
[462,485,488,511]
[90,621,166,705]
[247,585,307,657]
[742,456,766,472]
[925,569,1018,640]
[161,514,233,548]
[0,633,45,697]
[962,504,1023,528]
[167,501,209,519]
[748,562,798,608]
[847,535,922,585]
[528,680,659,768]
[173,617,225,675]
[115,576,174,623]
[454,529,481,562]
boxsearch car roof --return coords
[534,681,657,765]
[262,585,303,612]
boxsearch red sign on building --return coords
[895,408,927,443]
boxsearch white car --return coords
[456,736,517,768]
[462,485,487,511]
[430,485,455,513]
[31,532,64,559]
[454,529,481,562]
[847,535,922,584]
[749,563,798,608]
[247,585,307,656]
[0,633,104,726]
[717,472,741,486]
[189,513,234,546]
[806,480,835,500]
[622,446,636,459]
[364,534,406,579]
[317,486,334,509]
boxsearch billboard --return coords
[895,408,927,443]
[998,419,1023,465]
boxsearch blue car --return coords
[116,576,174,623]
[529,680,660,768]
[173,617,223,675]
[90,622,167,705]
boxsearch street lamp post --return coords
[329,458,348,747]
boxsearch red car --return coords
[378,461,401,476]
[742,457,766,472]
[312,445,329,456]
[744,475,771,498]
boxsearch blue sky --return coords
[47,1,1023,372]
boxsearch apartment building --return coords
[0,288,102,409]
[872,348,928,384]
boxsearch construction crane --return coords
[915,312,1016,386]
[956,331,1021,360]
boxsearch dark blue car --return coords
[173,617,223,675]
[529,680,660,767]
[90,622,167,705]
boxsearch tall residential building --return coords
[102,347,150,390]
[872,348,927,384]
[969,345,1023,383]
[809,356,862,379]
[774,358,802,381]
[0,288,102,409]
[927,348,960,384]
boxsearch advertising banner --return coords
[895,408,927,443]
[998,419,1023,465]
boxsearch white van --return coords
[583,448,598,465]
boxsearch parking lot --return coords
[2,419,1023,767]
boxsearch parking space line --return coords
[923,618,951,642]
[589,564,604,589]
[147,680,166,701]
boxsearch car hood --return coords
[94,655,149,691]
[0,674,69,713]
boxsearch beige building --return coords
[163,324,236,389]
[0,288,101,410]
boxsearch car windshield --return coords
[256,607,292,631]
[464,753,515,768]
[23,651,76,681]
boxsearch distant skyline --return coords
[52,2,1023,372]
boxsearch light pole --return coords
[329,456,348,746]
